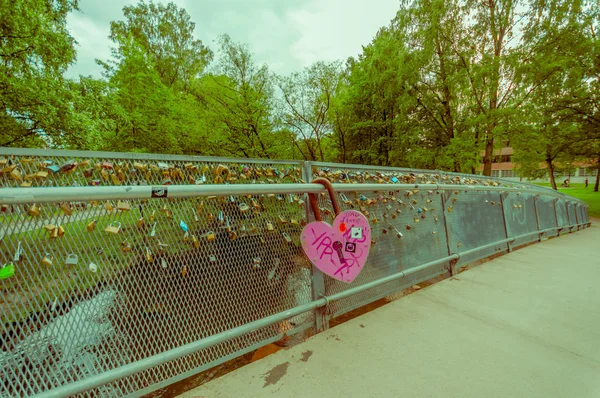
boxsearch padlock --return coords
[266,221,274,231]
[28,204,40,217]
[281,232,293,244]
[105,201,114,212]
[150,210,156,222]
[10,168,22,181]
[36,170,49,179]
[278,215,287,224]
[165,210,173,219]
[111,173,122,185]
[117,201,131,211]
[44,223,56,232]
[65,254,78,266]
[290,218,299,225]
[406,225,412,230]
[447,206,453,213]
[0,204,7,212]
[150,222,157,237]
[209,254,217,263]
[217,211,224,225]
[160,258,168,269]
[89,262,98,272]
[182,265,188,277]
[101,170,109,181]
[102,161,114,170]
[87,220,96,232]
[252,257,261,269]
[0,263,15,280]
[121,240,132,252]
[180,220,189,233]
[50,227,59,239]
[228,230,237,240]
[183,231,189,242]
[414,216,420,223]
[146,247,154,263]
[21,181,32,187]
[105,222,121,234]
[206,231,215,241]
[191,235,199,248]
[61,202,73,215]
[41,253,53,267]
[239,203,250,213]
[57,225,65,237]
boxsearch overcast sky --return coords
[66,0,401,78]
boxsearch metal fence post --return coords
[553,197,561,234]
[301,161,329,332]
[438,171,457,275]
[499,191,512,252]
[532,195,542,242]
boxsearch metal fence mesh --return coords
[0,151,589,398]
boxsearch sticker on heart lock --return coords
[301,178,371,283]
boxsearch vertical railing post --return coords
[301,161,329,332]
[438,171,457,275]
[532,195,542,242]
[499,191,512,252]
[553,197,561,235]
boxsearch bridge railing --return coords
[0,149,589,398]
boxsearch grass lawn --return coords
[534,182,600,219]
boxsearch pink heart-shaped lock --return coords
[301,210,371,283]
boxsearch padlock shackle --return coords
[308,178,341,222]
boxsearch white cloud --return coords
[65,0,400,78]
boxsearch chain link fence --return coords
[0,151,590,398]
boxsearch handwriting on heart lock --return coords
[301,178,371,283]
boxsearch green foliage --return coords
[0,0,598,181]
[0,0,79,147]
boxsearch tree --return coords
[192,35,284,159]
[0,0,79,147]
[277,61,343,161]
[108,0,212,92]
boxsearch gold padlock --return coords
[278,215,287,224]
[41,253,53,267]
[182,265,188,277]
[291,219,299,225]
[21,181,32,187]
[44,223,56,232]
[105,222,121,234]
[28,204,40,217]
[111,173,121,185]
[165,210,173,219]
[146,247,154,263]
[87,220,96,232]
[61,202,72,216]
[50,227,59,239]
[121,240,132,252]
[206,231,215,241]
[150,210,156,222]
[117,200,130,211]
[191,235,199,248]
[101,170,109,181]
[57,225,65,237]
[105,202,114,212]
[137,217,144,228]
[36,170,48,179]
[10,168,22,181]
[266,221,274,231]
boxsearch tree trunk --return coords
[482,138,494,176]
[547,158,557,191]
[595,155,600,192]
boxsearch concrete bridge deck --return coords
[181,224,600,398]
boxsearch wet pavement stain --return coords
[299,350,313,362]
[263,361,290,388]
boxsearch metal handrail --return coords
[0,183,587,205]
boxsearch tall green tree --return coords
[0,0,79,147]
[278,61,343,161]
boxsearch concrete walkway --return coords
[182,224,600,398]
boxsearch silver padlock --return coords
[13,241,22,262]
[89,262,98,272]
[65,254,78,266]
